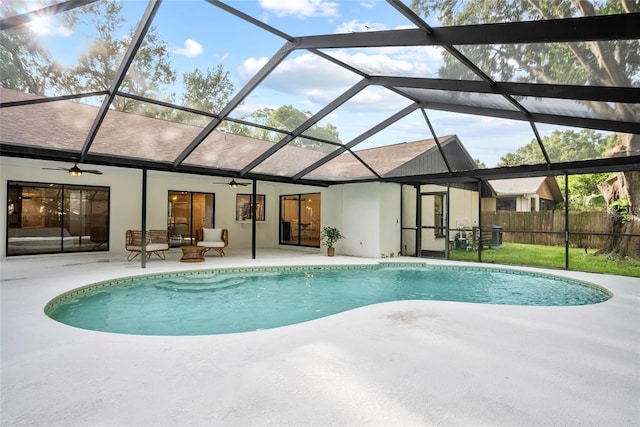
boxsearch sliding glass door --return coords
[168,191,215,246]
[280,193,321,247]
[6,181,109,256]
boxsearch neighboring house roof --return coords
[489,176,564,202]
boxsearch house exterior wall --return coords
[335,182,401,258]
[378,183,402,257]
[1,157,140,258]
[538,180,556,202]
[1,156,399,259]
[482,197,496,212]
[449,186,479,230]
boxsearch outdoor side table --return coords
[180,245,206,262]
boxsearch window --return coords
[496,197,517,211]
[235,194,265,221]
[530,197,536,211]
[7,181,109,256]
[168,191,215,246]
[540,198,557,211]
[280,193,321,247]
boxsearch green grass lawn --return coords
[449,242,640,278]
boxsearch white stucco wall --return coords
[3,157,400,259]
[378,183,402,257]
[330,182,401,258]
[1,157,140,258]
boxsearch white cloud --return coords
[237,44,444,112]
[241,53,359,100]
[238,57,270,79]
[175,39,203,58]
[329,48,441,77]
[336,19,386,33]
[259,0,339,18]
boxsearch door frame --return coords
[419,188,450,258]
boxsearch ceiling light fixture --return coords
[228,179,238,188]
[68,165,83,177]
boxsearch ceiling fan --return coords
[42,163,103,176]
[212,179,251,188]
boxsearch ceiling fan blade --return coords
[42,164,103,175]
[212,180,252,186]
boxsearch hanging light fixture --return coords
[228,179,238,189]
[68,164,83,176]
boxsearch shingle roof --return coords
[489,177,549,195]
[1,88,458,181]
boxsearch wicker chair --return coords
[195,228,228,257]
[125,229,169,261]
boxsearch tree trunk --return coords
[596,134,640,259]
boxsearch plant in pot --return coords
[320,226,344,256]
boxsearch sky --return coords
[8,0,599,168]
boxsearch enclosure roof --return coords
[1,1,639,186]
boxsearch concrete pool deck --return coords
[1,249,639,426]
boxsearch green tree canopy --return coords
[233,105,341,152]
[498,129,615,166]
[500,130,615,211]
[1,0,234,123]
[182,65,234,115]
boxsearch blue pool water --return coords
[45,264,611,336]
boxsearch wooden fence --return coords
[481,211,612,248]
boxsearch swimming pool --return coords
[45,263,611,336]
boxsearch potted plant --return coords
[320,226,344,256]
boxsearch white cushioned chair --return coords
[195,228,228,257]
[125,229,169,261]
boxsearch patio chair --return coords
[126,229,169,261]
[195,228,228,257]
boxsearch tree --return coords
[566,173,611,211]
[500,130,614,211]
[411,0,639,257]
[1,1,235,126]
[61,1,176,113]
[498,129,614,167]
[236,105,341,152]
[0,1,76,94]
[177,65,235,126]
[473,158,486,169]
[182,65,234,115]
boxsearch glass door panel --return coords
[420,193,447,257]
[168,191,214,246]
[280,193,321,247]
[7,182,109,256]
[280,195,299,244]
[62,188,108,251]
